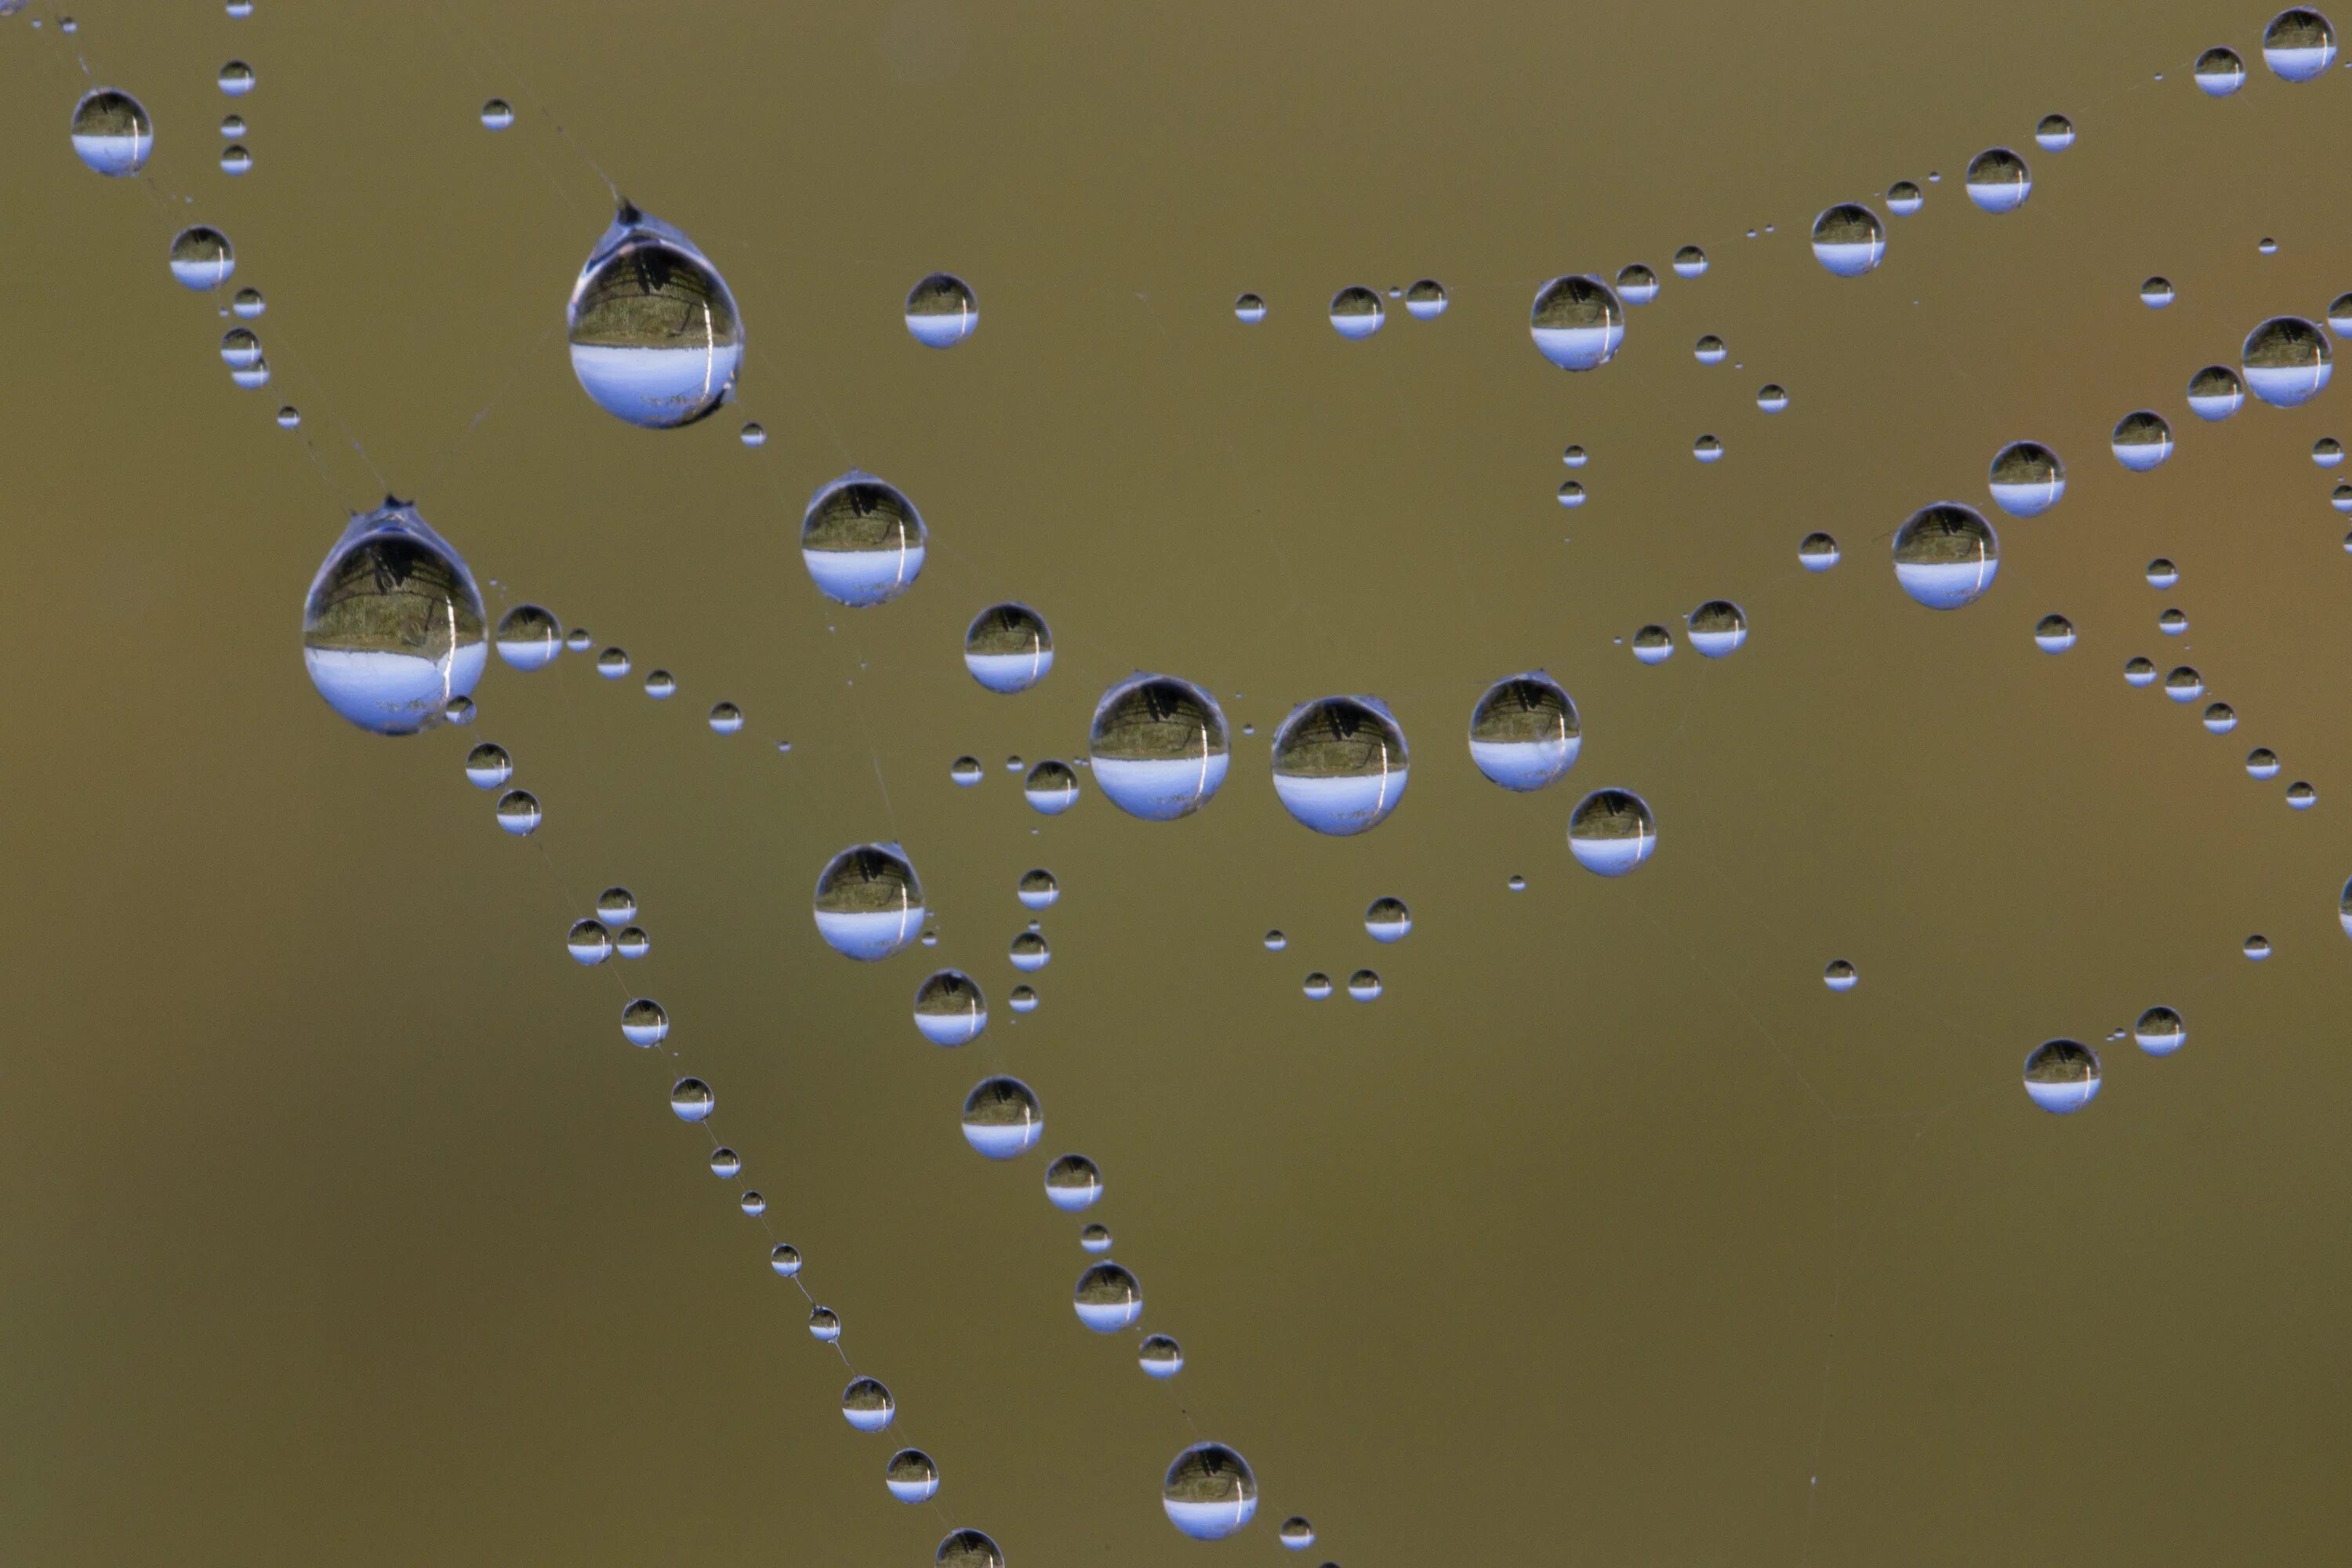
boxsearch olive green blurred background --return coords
[5,1,2348,1563]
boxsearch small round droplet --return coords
[708,701,743,735]
[1264,930,1287,952]
[951,756,983,786]
[1329,285,1385,339]
[1799,532,1840,572]
[1346,968,1382,1001]
[465,742,513,789]
[1140,1334,1185,1378]
[2024,1039,2101,1115]
[2242,316,2333,407]
[1009,931,1051,972]
[2186,365,2245,422]
[1074,1262,1145,1332]
[218,60,256,97]
[1615,263,1660,303]
[913,969,989,1047]
[1080,1222,1112,1254]
[620,997,668,1048]
[801,470,927,607]
[1672,245,1708,278]
[2194,45,2247,94]
[935,1530,1003,1568]
[2133,1006,2185,1057]
[1632,624,1675,664]
[1529,275,1625,371]
[596,647,630,680]
[906,272,978,348]
[1272,697,1410,836]
[1365,897,1412,942]
[770,1243,803,1277]
[1964,147,2031,212]
[2246,747,2281,779]
[1234,292,1268,324]
[2124,657,2158,688]
[2160,608,2189,636]
[808,1306,841,1342]
[69,88,154,176]
[1810,203,1886,277]
[2034,614,2077,653]
[1557,480,1586,508]
[1163,1443,1259,1541]
[1824,960,1858,993]
[643,670,676,700]
[739,1191,765,1218]
[169,226,237,291]
[1687,599,1748,657]
[2288,780,2318,810]
[1046,1153,1103,1213]
[1404,278,1448,319]
[886,1450,939,1504]
[1694,333,1728,365]
[2263,6,2338,79]
[1302,973,1333,1000]
[597,887,637,924]
[2035,113,2075,151]
[495,789,541,836]
[710,1148,740,1178]
[2147,558,2180,589]
[2112,411,2173,471]
[1018,868,1059,909]
[1757,383,1790,413]
[220,143,251,176]
[813,844,924,961]
[2244,934,2273,961]
[1009,985,1038,1014]
[1024,760,1080,816]
[276,405,302,430]
[1988,441,2066,518]
[566,919,612,965]
[1469,672,1581,791]
[480,98,514,129]
[841,1377,895,1433]
[1569,789,1657,877]
[1693,434,1724,463]
[1279,1518,1317,1552]
[2140,277,2175,309]
[962,1076,1043,1160]
[1886,181,1923,216]
[670,1077,713,1123]
[1090,673,1230,820]
[1893,502,1999,609]
[2165,666,2205,703]
[615,926,650,960]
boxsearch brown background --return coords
[3,1,2347,1563]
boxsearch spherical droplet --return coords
[2159,608,2188,636]
[2146,557,2180,589]
[1964,147,2031,212]
[1892,502,1999,609]
[2034,614,2077,653]
[1279,1518,1317,1552]
[1687,599,1748,657]
[1887,181,1923,215]
[1405,278,1448,318]
[1074,1262,1144,1332]
[2245,934,2273,960]
[962,1076,1043,1160]
[964,603,1054,693]
[801,470,927,607]
[2288,780,2318,810]
[2134,1006,2186,1057]
[70,87,153,176]
[1468,672,1581,791]
[1557,480,1586,508]
[2263,7,2338,79]
[951,756,984,787]
[596,647,631,679]
[490,790,539,835]
[1672,245,1708,278]
[567,201,742,429]
[841,1376,895,1433]
[1328,285,1385,339]
[480,97,514,129]
[2111,411,2173,471]
[808,1305,841,1341]
[1272,697,1410,835]
[739,1190,765,1218]
[465,741,513,789]
[913,969,988,1047]
[1080,1222,1112,1254]
[1140,1334,1184,1378]
[1346,968,1382,1001]
[2035,113,2075,151]
[643,670,676,700]
[1529,275,1625,371]
[1757,383,1790,413]
[2194,45,2247,94]
[887,1450,939,1504]
[1569,788,1657,877]
[769,1243,802,1277]
[2140,277,2175,309]
[814,844,924,961]
[1302,972,1333,1000]
[906,272,978,348]
[1090,673,1230,819]
[1024,760,1080,815]
[620,997,667,1048]
[1163,1443,1259,1541]
[301,502,487,733]
[2242,316,2333,407]
[218,60,256,96]
[1632,624,1675,664]
[2247,747,2281,779]
[670,1077,713,1123]
[1988,441,2066,517]
[935,1530,1003,1568]
[1046,1152,1103,1213]
[2165,666,2205,703]
[708,701,744,735]
[220,143,252,176]
[1364,896,1413,943]
[615,926,650,960]
[566,919,612,965]
[1018,868,1059,909]
[2187,365,2245,422]
[1615,263,1660,303]
[2124,656,2158,688]
[710,1148,741,1178]
[169,225,237,291]
[1799,532,1841,572]
[2024,1039,2101,1114]
[1694,334,1728,365]
[1824,960,1858,992]
[1810,203,1886,277]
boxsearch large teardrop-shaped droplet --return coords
[300,499,486,734]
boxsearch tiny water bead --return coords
[2259,237,2279,256]
[1563,445,1588,466]
[2140,277,2175,309]
[2034,614,2077,653]
[913,969,988,1046]
[1280,1518,1317,1551]
[620,998,668,1047]
[2264,6,2339,78]
[2134,1006,2186,1057]
[1887,180,1923,215]
[886,1450,939,1505]
[303,500,486,735]
[1008,931,1050,971]
[1672,245,1708,278]
[905,272,978,348]
[220,144,252,176]
[2247,747,2281,779]
[494,790,541,834]
[2245,934,2273,960]
[669,1078,714,1123]
[1824,960,1858,992]
[230,356,272,392]
[1045,1153,1102,1212]
[710,1149,741,1178]
[2147,558,2180,589]
[936,1530,1004,1568]
[1272,697,1410,835]
[1892,502,1999,609]
[1693,434,1724,463]
[1687,600,1748,657]
[2333,483,2352,512]
[1163,1443,1259,1541]
[221,114,246,139]
[615,927,650,960]
[234,287,266,320]
[2165,666,2205,703]
[1757,383,1789,412]
[1264,931,1287,951]
[1018,868,1059,909]
[643,670,675,699]
[1809,202,1886,277]
[2036,113,2075,150]
[1140,1334,1185,1378]
[1365,896,1413,942]
[1328,285,1385,339]
[708,701,744,735]
[1405,278,1448,318]
[1468,672,1581,791]
[1089,673,1230,819]
[596,648,630,680]
[169,226,236,291]
[1557,481,1586,507]
[1694,334,1727,365]
[481,98,514,129]
[2288,780,2318,809]
[597,887,637,924]
[741,1191,768,1219]
[2160,608,2188,635]
[770,1243,802,1277]
[1080,1224,1112,1254]
[276,406,302,430]
[1632,624,1675,663]
[1024,760,1080,815]
[813,844,925,961]
[2194,45,2247,94]
[2241,317,2333,407]
[220,329,262,369]
[808,1306,841,1342]
[1799,532,1841,572]
[464,742,512,788]
[2023,1039,2101,1115]
[69,88,153,176]
[1568,789,1657,877]
[2111,410,2174,470]
[1964,147,2031,212]
[2125,657,2158,688]
[802,470,927,607]
[962,1076,1043,1160]
[964,603,1054,693]
[1988,441,2066,517]
[2332,297,2352,338]
[218,60,256,96]
[2187,365,2245,421]
[567,201,742,429]
[951,756,984,786]
[567,920,612,965]
[1302,973,1333,1000]
[1529,274,1625,371]
[565,629,593,652]
[443,695,475,727]
[841,1377,895,1434]
[1347,969,1383,1001]
[1615,263,1660,303]
[1073,1262,1145,1332]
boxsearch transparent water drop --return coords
[1264,930,1287,952]
[2241,316,2333,406]
[1074,1262,1144,1332]
[2194,45,2247,94]
[1562,445,1588,467]
[1687,599,1748,657]
[566,919,612,965]
[1018,868,1059,909]
[1694,334,1728,365]
[2035,113,2075,150]
[1140,1334,1184,1378]
[962,1076,1043,1160]
[1824,959,1858,993]
[2024,1039,2101,1114]
[464,741,512,788]
[1810,202,1886,277]
[1046,1153,1102,1213]
[229,355,272,391]
[2330,298,2352,339]
[802,470,927,607]
[1529,275,1625,371]
[1302,972,1333,1000]
[619,997,667,1047]
[951,756,984,786]
[1469,672,1581,791]
[1693,434,1723,463]
[913,970,988,1047]
[1328,285,1385,339]
[886,1450,938,1504]
[2140,277,2175,309]
[2187,365,2245,421]
[1509,873,1528,891]
[2259,237,2280,256]
[841,1377,895,1433]
[2247,747,2281,779]
[2034,613,2077,653]
[1632,624,1675,664]
[1008,931,1050,972]
[596,887,637,924]
[168,226,236,290]
[801,1304,842,1341]
[491,789,539,836]
[2201,700,2234,733]
[964,603,1054,693]
[1272,697,1410,835]
[70,88,152,176]
[2132,1006,2185,1057]
[2124,656,2158,688]
[443,695,475,727]
[2164,666,2205,703]
[566,201,742,429]
[643,670,675,700]
[1557,481,1586,507]
[814,844,924,961]
[564,629,593,652]
[1799,532,1840,572]
[1614,263,1659,303]
[615,926,649,960]
[2263,6,2338,78]
[1886,180,1923,215]
[1964,147,2031,212]
[1363,897,1413,944]
[220,328,263,369]
[739,1189,765,1218]
[1234,292,1268,324]
[1569,788,1657,877]
[220,114,246,139]
[303,499,485,734]
[1163,1443,1259,1541]
[2111,409,2173,470]
[670,1077,713,1123]
[1079,1226,1112,1259]
[2160,608,2188,636]
[1089,673,1230,819]
[935,1530,1003,1568]
[2146,558,2180,589]
[1757,383,1789,412]
[2245,935,2273,960]
[1346,968,1382,1001]
[1672,245,1708,278]
[478,97,514,129]
[906,272,978,348]
[1279,1518,1316,1551]
[2288,780,2318,809]
[1892,502,1999,609]
[220,144,251,176]
[1023,760,1080,816]
[218,60,255,96]
[276,405,302,430]
[595,647,630,679]
[1987,441,2066,517]
[708,700,743,734]
[1405,278,1448,318]
[2333,483,2352,513]
[233,286,265,320]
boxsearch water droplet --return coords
[2242,316,2333,406]
[619,997,667,1047]
[2133,1007,2185,1056]
[1140,1334,1184,1378]
[962,1076,1043,1160]
[168,225,236,290]
[1693,434,1724,463]
[2157,608,2189,637]
[670,1077,713,1123]
[464,741,512,788]
[906,272,978,348]
[1557,480,1586,507]
[710,1148,740,1178]
[1074,1262,1144,1331]
[841,1376,895,1433]
[2024,1039,2101,1114]
[1404,278,1448,318]
[2125,656,2158,688]
[1468,672,1581,791]
[490,789,539,835]
[2248,747,2281,779]
[596,887,637,924]
[1263,930,1287,952]
[1614,263,1660,303]
[566,919,612,965]
[1279,1517,1316,1551]
[1022,760,1080,815]
[1964,147,2031,212]
[964,603,1054,693]
[814,844,925,961]
[231,287,265,321]
[951,756,984,786]
[303,500,486,734]
[2263,6,2338,79]
[615,926,649,960]
[1302,972,1333,1000]
[1272,698,1410,835]
[595,647,631,680]
[1018,868,1059,909]
[275,405,302,430]
[1671,245,1708,278]
[1810,203,1886,277]
[1045,1153,1102,1213]
[1569,788,1657,877]
[2288,780,2318,809]
[567,201,742,429]
[1346,968,1383,1001]
[2165,666,2205,703]
[2187,365,2245,421]
[479,97,514,129]
[886,1450,938,1504]
[1328,285,1385,339]
[1799,532,1841,572]
[1824,960,1858,992]
[1008,930,1051,972]
[70,88,152,176]
[801,470,927,606]
[1886,180,1923,216]
[643,670,675,700]
[2146,558,2180,589]
[914,970,988,1046]
[935,1529,1003,1568]
[220,328,262,369]
[2194,45,2247,94]
[1892,503,1999,609]
[1987,441,2066,517]
[492,608,562,672]
[2035,113,2076,150]
[1529,275,1625,371]
[217,60,256,96]
[737,1189,764,1216]
[1364,896,1413,943]
[708,700,743,734]
[220,114,246,139]
[1632,624,1675,664]
[1163,1443,1259,1541]
[1694,334,1728,365]
[1090,673,1230,819]
[805,1305,843,1342]
[2034,614,2077,653]
[2259,236,2280,256]
[2140,276,2175,309]
[1508,873,1528,891]
[1687,599,1748,657]
[2245,934,2273,960]
[1757,383,1789,412]
[1234,292,1268,323]
[220,143,251,176]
